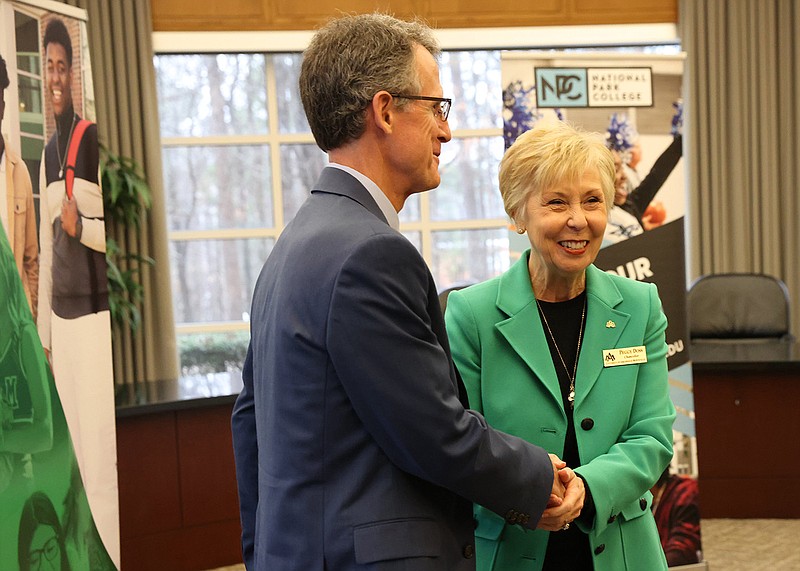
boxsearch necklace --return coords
[536,296,586,408]
[55,113,77,179]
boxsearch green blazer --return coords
[445,251,675,571]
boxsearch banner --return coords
[503,51,702,566]
[1,1,118,568]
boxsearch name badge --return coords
[603,346,647,367]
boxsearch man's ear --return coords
[368,91,395,135]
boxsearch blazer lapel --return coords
[574,264,631,404]
[494,252,565,408]
[494,258,636,410]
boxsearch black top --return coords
[537,291,595,570]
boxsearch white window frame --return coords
[153,24,679,336]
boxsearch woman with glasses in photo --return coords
[17,492,71,571]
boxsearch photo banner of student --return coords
[1,0,119,568]
[502,51,703,566]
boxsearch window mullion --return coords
[266,55,285,230]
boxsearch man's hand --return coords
[61,196,80,238]
[547,454,567,508]
[538,469,585,532]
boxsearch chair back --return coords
[688,273,793,341]
[438,284,473,317]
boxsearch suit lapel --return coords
[574,264,631,404]
[495,252,564,407]
[311,166,388,225]
[309,167,471,408]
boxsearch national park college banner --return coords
[1,1,118,568]
[502,51,701,564]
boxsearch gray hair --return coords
[299,13,439,151]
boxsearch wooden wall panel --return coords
[270,0,420,30]
[572,0,677,25]
[121,520,242,571]
[693,368,800,518]
[117,414,182,549]
[428,0,565,29]
[151,0,677,32]
[152,0,269,32]
[176,405,240,527]
[117,405,244,570]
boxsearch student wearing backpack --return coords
[36,17,118,566]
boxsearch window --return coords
[155,50,508,374]
[13,8,46,194]
[153,27,680,374]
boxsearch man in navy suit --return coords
[231,13,585,570]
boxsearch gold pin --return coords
[606,320,616,328]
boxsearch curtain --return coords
[63,0,179,383]
[679,0,800,336]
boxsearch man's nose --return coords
[438,119,452,142]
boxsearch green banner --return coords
[0,223,114,570]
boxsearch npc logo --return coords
[535,67,653,108]
[535,68,587,108]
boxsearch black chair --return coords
[438,283,473,317]
[687,273,793,342]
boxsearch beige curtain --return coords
[63,0,179,383]
[679,0,800,336]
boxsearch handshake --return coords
[540,454,585,532]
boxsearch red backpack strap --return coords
[65,119,92,199]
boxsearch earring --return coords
[516,227,525,234]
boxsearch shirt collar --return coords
[327,162,400,230]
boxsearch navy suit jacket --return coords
[232,167,553,570]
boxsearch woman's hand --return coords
[538,470,585,532]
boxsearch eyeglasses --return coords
[389,94,452,122]
[29,536,59,570]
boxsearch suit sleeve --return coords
[574,283,676,536]
[231,345,257,569]
[327,234,553,529]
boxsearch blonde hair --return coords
[499,121,615,224]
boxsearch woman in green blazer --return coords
[445,122,675,570]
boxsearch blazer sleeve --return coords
[231,345,257,569]
[327,233,554,528]
[444,289,484,414]
[574,283,676,536]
